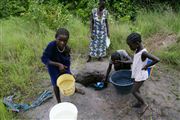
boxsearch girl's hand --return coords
[58,63,67,72]
[142,65,148,70]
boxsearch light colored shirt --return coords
[131,48,148,81]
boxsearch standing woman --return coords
[87,0,110,62]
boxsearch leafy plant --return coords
[26,1,71,30]
[0,0,29,18]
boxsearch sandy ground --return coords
[19,61,180,120]
[18,34,179,120]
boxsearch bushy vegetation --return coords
[0,100,13,120]
[1,10,180,99]
[0,0,29,18]
[158,41,180,69]
[0,17,53,99]
[0,0,180,118]
[25,0,71,30]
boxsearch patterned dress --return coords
[89,8,108,57]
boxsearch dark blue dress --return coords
[41,41,71,86]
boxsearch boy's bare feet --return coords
[75,88,85,95]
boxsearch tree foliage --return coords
[0,0,179,26]
[0,0,29,18]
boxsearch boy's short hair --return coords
[111,51,121,61]
[127,32,141,43]
[55,28,69,39]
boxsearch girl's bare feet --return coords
[139,103,149,114]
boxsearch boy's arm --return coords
[142,51,160,70]
[103,63,112,83]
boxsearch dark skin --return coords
[49,35,85,103]
[127,40,160,112]
[49,35,68,73]
[103,55,132,86]
[87,0,109,62]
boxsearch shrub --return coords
[25,1,71,30]
[0,0,29,18]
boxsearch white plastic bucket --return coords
[49,102,78,120]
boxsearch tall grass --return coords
[66,18,89,55]
[0,101,13,120]
[134,10,180,37]
[0,17,53,100]
[158,41,180,69]
[136,10,180,69]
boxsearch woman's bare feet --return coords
[87,56,91,62]
[98,57,103,61]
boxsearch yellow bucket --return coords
[57,74,75,96]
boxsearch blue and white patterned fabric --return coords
[89,8,108,57]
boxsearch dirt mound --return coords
[145,33,177,52]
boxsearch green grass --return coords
[0,9,180,118]
[158,42,180,69]
[66,17,89,55]
[131,10,180,37]
[0,101,13,120]
[0,17,53,100]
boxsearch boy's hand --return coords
[115,60,122,63]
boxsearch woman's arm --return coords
[90,13,94,39]
[105,19,110,37]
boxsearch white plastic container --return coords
[49,102,78,120]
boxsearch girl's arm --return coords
[142,51,160,70]
[48,61,67,70]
